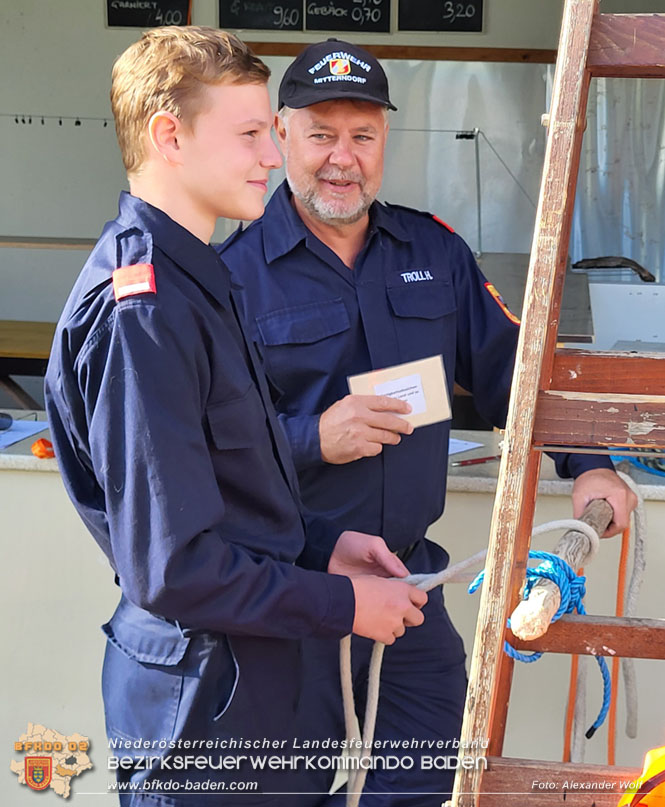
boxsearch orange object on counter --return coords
[31,438,55,459]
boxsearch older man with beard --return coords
[218,39,636,805]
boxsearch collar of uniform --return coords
[261,181,309,264]
[368,201,413,243]
[117,192,231,307]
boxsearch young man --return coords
[45,28,426,805]
[218,39,638,805]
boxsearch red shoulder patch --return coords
[112,263,156,302]
[484,282,521,325]
[432,215,455,233]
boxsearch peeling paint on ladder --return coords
[627,421,660,436]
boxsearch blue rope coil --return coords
[468,550,611,738]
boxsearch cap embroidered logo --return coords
[329,59,350,75]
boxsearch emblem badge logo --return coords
[329,59,350,75]
[25,756,52,791]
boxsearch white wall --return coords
[1,0,663,323]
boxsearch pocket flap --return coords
[206,387,263,450]
[387,282,456,320]
[102,598,190,666]
[256,298,350,345]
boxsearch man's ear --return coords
[147,110,182,165]
[274,112,287,147]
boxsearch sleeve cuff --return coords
[298,512,343,572]
[279,413,322,470]
[314,572,355,638]
[552,451,615,479]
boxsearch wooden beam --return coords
[510,614,665,659]
[588,13,665,78]
[248,42,557,63]
[0,236,96,251]
[0,321,56,360]
[551,349,665,395]
[451,3,598,805]
[533,390,665,449]
[479,757,641,807]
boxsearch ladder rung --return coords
[510,615,665,659]
[479,757,641,807]
[534,390,665,449]
[589,13,665,78]
[552,349,665,395]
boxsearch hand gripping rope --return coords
[340,472,646,805]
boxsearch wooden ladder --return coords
[451,3,665,805]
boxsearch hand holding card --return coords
[347,355,451,429]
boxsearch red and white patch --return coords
[112,263,156,301]
[432,215,455,233]
[484,281,520,325]
[329,59,350,75]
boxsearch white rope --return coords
[616,472,646,741]
[571,472,647,759]
[341,476,647,804]
[531,518,601,559]
[342,550,489,807]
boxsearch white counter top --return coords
[2,414,665,500]
[447,429,665,501]
[0,410,58,472]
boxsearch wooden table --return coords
[0,320,56,408]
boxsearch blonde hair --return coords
[111,26,270,175]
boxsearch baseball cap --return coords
[278,38,397,111]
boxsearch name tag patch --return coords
[113,263,157,301]
[401,270,434,283]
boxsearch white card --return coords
[347,355,451,429]
[374,373,427,415]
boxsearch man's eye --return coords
[243,130,259,138]
[310,133,330,141]
[355,135,372,142]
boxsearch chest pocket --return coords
[386,279,457,370]
[386,279,456,320]
[206,386,266,450]
[255,298,350,346]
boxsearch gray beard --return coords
[286,170,375,225]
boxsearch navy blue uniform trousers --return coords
[297,540,467,806]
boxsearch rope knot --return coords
[469,549,610,735]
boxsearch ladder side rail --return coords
[486,452,542,757]
[451,2,599,804]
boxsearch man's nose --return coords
[328,139,356,169]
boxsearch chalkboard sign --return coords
[398,0,483,32]
[106,0,191,28]
[305,0,390,33]
[219,1,303,31]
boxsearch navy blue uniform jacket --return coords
[218,181,613,557]
[45,192,354,640]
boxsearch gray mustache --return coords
[316,172,364,184]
